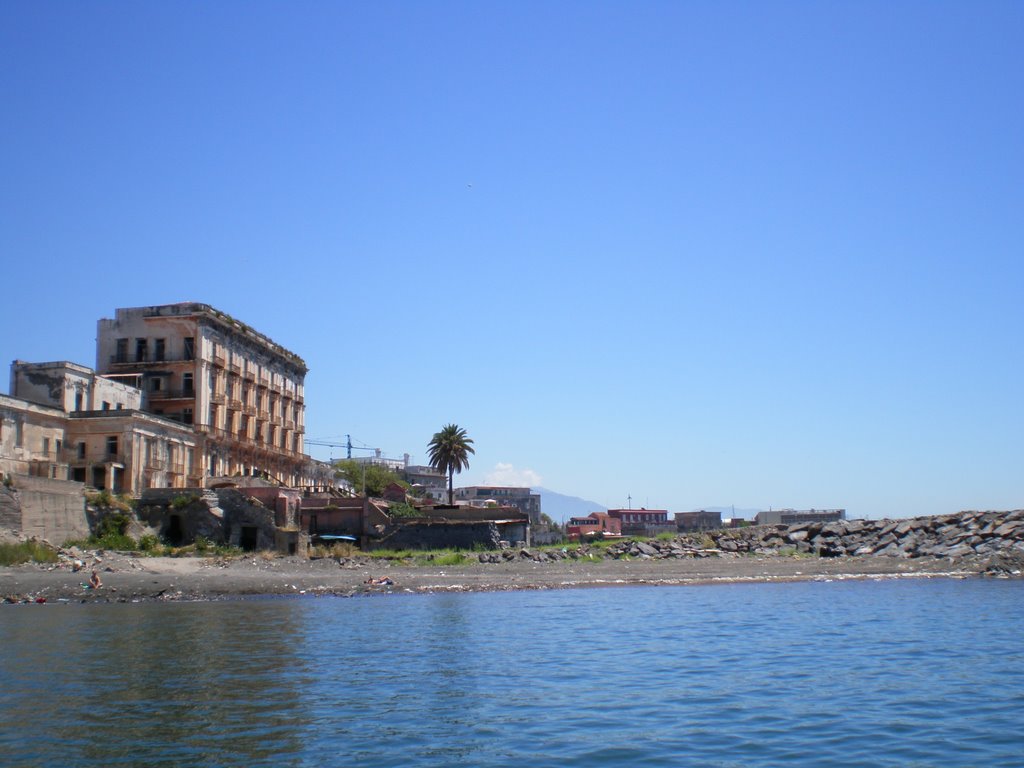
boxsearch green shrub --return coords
[138,534,161,552]
[171,494,199,510]
[431,551,468,566]
[0,540,59,566]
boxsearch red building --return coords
[606,508,673,536]
[566,512,621,540]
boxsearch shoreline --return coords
[1,549,1003,605]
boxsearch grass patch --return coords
[0,540,59,566]
[309,542,357,559]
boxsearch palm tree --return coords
[427,424,475,506]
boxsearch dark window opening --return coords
[183,337,195,361]
[135,338,148,362]
[154,338,166,361]
[115,338,128,363]
[106,436,118,457]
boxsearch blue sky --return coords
[2,2,1021,519]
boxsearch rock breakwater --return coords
[482,510,1024,575]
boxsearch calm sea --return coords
[2,578,1022,767]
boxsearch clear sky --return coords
[2,2,1021,519]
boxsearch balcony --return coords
[109,354,194,367]
[228,361,241,374]
[243,404,257,416]
[243,368,256,381]
[148,389,196,401]
[211,392,226,404]
[229,399,243,410]
[212,353,226,368]
[257,410,270,421]
[284,419,296,430]
[145,455,164,470]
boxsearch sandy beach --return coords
[0,549,992,604]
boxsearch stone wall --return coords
[1,476,88,544]
[372,521,504,551]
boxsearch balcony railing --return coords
[228,361,241,374]
[243,404,257,416]
[63,451,125,464]
[284,419,296,430]
[243,368,256,381]
[148,389,196,400]
[211,392,226,404]
[109,354,194,366]
[229,399,243,410]
[212,354,226,367]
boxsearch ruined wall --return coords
[372,521,503,551]
[3,475,88,544]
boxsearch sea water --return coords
[1,578,1022,767]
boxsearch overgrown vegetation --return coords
[365,546,475,566]
[171,494,200,510]
[388,501,420,518]
[333,459,410,497]
[85,490,134,512]
[0,540,58,566]
[309,541,357,559]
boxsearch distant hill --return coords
[534,487,607,523]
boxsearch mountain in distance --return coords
[532,490,763,523]
[533,487,606,524]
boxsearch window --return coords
[183,373,194,394]
[135,338,148,362]
[56,439,62,453]
[42,437,51,455]
[102,401,110,411]
[115,338,128,363]
[106,436,118,457]
[150,377,162,392]
[15,419,23,447]
[155,338,166,361]
[183,337,195,361]
[74,391,83,411]
[77,442,86,459]
[183,407,193,425]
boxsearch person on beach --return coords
[89,570,103,589]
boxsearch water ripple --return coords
[2,580,1023,766]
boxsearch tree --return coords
[427,424,475,506]
[333,459,408,498]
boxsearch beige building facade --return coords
[3,362,198,494]
[96,303,311,486]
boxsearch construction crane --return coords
[304,435,377,461]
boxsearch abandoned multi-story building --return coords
[4,360,198,493]
[95,303,310,486]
